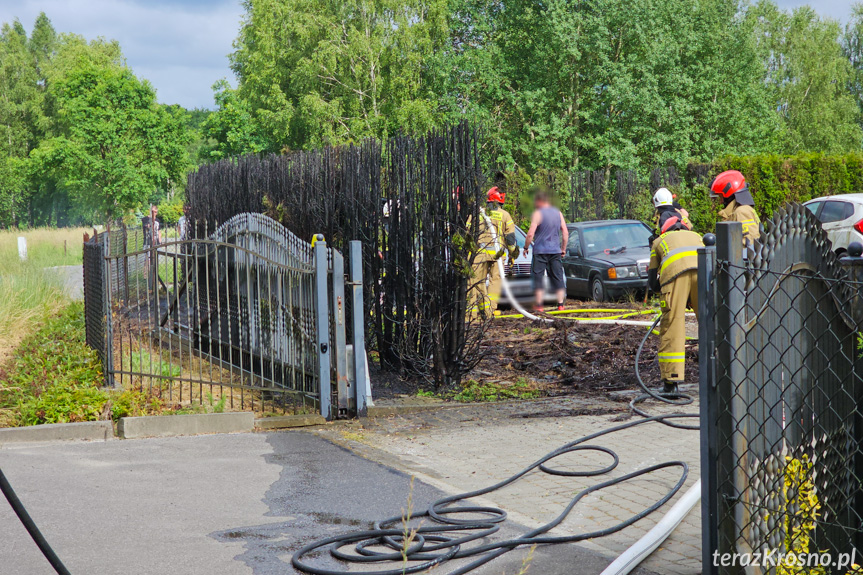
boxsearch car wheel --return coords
[591,276,606,302]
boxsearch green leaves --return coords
[227,0,449,151]
[32,47,191,219]
[749,1,862,154]
[0,14,192,224]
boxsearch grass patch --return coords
[451,378,540,403]
[0,302,202,427]
[0,227,87,268]
[0,227,88,359]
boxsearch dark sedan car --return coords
[563,219,653,301]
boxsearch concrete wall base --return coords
[254,414,326,430]
[118,412,254,439]
[0,421,113,446]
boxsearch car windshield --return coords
[513,227,526,247]
[580,223,651,256]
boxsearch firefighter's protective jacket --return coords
[649,230,703,287]
[718,200,760,246]
[470,208,518,263]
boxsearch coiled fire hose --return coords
[1,212,700,575]
[290,414,697,575]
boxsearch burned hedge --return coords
[187,123,486,386]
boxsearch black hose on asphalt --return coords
[0,468,71,575]
[292,314,701,575]
[292,415,697,575]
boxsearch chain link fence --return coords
[83,230,108,374]
[700,205,863,575]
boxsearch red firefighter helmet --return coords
[710,170,747,199]
[487,186,506,204]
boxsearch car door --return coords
[562,230,589,296]
[818,200,855,251]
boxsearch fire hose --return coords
[1,211,700,575]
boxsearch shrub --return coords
[688,153,863,229]
[0,303,166,426]
[0,303,106,425]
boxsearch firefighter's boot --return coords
[662,380,679,395]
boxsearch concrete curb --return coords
[255,414,326,430]
[118,412,254,439]
[0,421,113,446]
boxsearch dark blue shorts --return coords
[532,253,565,290]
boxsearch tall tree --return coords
[443,0,779,173]
[31,46,190,219]
[749,1,862,153]
[201,80,267,160]
[229,0,449,151]
[0,16,54,225]
[843,3,863,131]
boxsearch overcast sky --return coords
[0,0,244,109]
[0,0,855,110]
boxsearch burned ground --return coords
[370,300,699,401]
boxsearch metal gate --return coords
[83,213,367,419]
[699,205,863,575]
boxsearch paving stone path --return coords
[319,396,702,575]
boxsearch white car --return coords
[803,194,863,256]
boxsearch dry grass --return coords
[0,227,89,360]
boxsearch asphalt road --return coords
[0,431,652,575]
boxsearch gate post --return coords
[331,249,349,416]
[714,221,746,574]
[314,236,332,420]
[698,234,717,575]
[349,241,368,417]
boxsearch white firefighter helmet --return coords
[653,188,674,208]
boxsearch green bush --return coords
[0,303,164,426]
[689,153,863,228]
[0,303,106,425]
[157,197,184,226]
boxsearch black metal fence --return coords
[187,123,485,386]
[699,206,863,575]
[82,214,367,419]
[83,230,107,366]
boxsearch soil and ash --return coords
[370,300,698,401]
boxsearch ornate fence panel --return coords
[84,213,364,419]
[699,206,863,575]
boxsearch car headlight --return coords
[609,266,639,279]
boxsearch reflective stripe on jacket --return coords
[469,208,516,262]
[649,230,703,286]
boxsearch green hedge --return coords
[681,153,863,233]
[495,153,863,235]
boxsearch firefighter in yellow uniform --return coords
[648,191,704,395]
[469,187,519,318]
[651,188,693,232]
[710,170,761,248]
